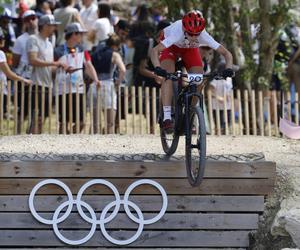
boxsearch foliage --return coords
[0,0,12,14]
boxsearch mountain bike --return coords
[159,71,224,187]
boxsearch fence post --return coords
[68,81,73,134]
[215,102,221,136]
[266,94,271,136]
[244,90,250,135]
[96,84,100,134]
[83,83,87,134]
[62,81,67,135]
[145,87,150,134]
[124,86,129,134]
[295,93,299,126]
[13,81,18,135]
[207,89,214,135]
[75,82,80,134]
[250,90,257,135]
[48,83,52,134]
[237,89,243,135]
[258,91,264,136]
[286,91,291,121]
[138,86,143,134]
[28,84,32,134]
[230,90,235,136]
[151,87,157,135]
[41,82,45,134]
[20,82,25,134]
[272,91,279,136]
[131,86,136,134]
[55,81,59,134]
[223,92,229,135]
[89,84,94,135]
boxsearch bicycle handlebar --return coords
[165,71,224,82]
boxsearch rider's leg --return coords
[161,59,175,121]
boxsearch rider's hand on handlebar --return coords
[154,66,168,77]
[222,68,235,78]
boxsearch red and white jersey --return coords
[161,20,220,50]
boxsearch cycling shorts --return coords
[159,45,203,70]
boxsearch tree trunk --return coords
[239,0,255,90]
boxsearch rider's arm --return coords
[216,45,233,69]
[150,42,166,68]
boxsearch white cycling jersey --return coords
[161,20,220,50]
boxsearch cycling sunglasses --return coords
[185,31,200,37]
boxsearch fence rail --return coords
[0,81,299,136]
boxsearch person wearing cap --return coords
[11,10,38,133]
[54,22,100,133]
[12,10,38,79]
[0,27,32,116]
[26,14,67,134]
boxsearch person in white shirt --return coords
[0,27,32,115]
[151,10,233,133]
[80,0,98,51]
[87,2,114,50]
[12,10,38,79]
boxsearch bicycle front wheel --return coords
[185,106,206,187]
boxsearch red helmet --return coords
[182,10,205,35]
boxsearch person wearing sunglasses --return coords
[151,10,233,133]
[11,10,38,133]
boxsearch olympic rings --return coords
[28,179,168,246]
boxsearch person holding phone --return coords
[54,22,100,133]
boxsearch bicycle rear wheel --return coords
[160,81,181,156]
[185,106,206,186]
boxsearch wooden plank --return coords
[0,178,274,195]
[272,91,279,136]
[0,230,250,247]
[295,93,299,126]
[0,195,264,212]
[0,213,258,230]
[0,248,247,250]
[0,161,276,179]
[207,89,214,135]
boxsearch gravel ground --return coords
[0,134,299,166]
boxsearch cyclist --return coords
[151,10,234,133]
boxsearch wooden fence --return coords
[0,81,299,136]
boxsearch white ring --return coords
[123,179,168,225]
[53,200,97,245]
[76,179,121,224]
[100,200,144,245]
[29,179,73,225]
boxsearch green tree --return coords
[0,0,12,14]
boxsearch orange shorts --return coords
[159,45,203,70]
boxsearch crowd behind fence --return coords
[0,81,299,136]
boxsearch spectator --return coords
[26,14,66,134]
[209,63,233,134]
[87,2,114,50]
[0,8,16,64]
[12,10,38,133]
[54,0,85,46]
[0,27,32,115]
[35,0,52,19]
[91,33,126,133]
[12,10,38,79]
[54,22,100,133]
[80,0,98,51]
